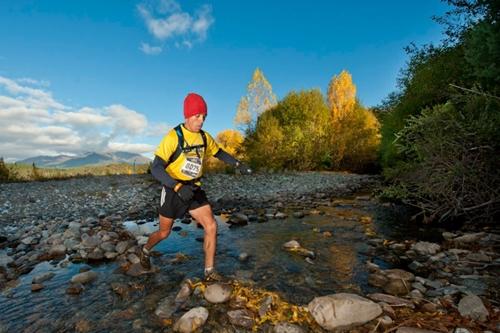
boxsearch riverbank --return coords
[0,172,498,332]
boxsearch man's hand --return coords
[175,184,195,202]
[236,162,252,175]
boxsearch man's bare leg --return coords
[189,204,217,271]
[144,214,174,250]
[139,215,174,269]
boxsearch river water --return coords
[0,196,435,332]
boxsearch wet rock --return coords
[453,232,485,244]
[283,240,301,249]
[420,302,437,313]
[87,248,104,261]
[386,269,414,281]
[227,309,254,329]
[368,272,388,288]
[66,283,84,294]
[127,253,140,264]
[32,272,55,284]
[230,213,249,225]
[465,252,491,262]
[292,211,305,218]
[80,234,99,249]
[454,329,472,333]
[367,293,415,309]
[273,322,305,333]
[258,295,273,317]
[71,271,97,284]
[0,253,13,267]
[379,315,393,326]
[155,295,177,319]
[283,240,315,259]
[111,282,129,299]
[100,241,115,253]
[204,283,232,303]
[458,294,488,322]
[173,306,209,333]
[75,319,92,333]
[31,283,44,291]
[238,252,249,262]
[308,293,382,330]
[411,242,441,256]
[175,281,192,305]
[49,244,66,257]
[384,279,410,296]
[125,263,150,277]
[21,236,35,245]
[275,212,287,219]
[115,240,130,254]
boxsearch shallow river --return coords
[0,196,435,332]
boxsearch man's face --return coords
[184,113,206,132]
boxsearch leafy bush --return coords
[383,95,500,222]
[379,44,469,168]
[0,158,10,182]
[245,89,331,171]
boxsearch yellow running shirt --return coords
[155,124,220,181]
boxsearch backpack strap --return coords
[167,124,208,165]
[167,124,184,165]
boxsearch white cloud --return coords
[192,5,214,41]
[53,107,110,126]
[0,74,165,161]
[0,76,65,110]
[107,142,156,154]
[138,0,214,49]
[140,42,163,55]
[147,123,172,137]
[157,0,181,14]
[16,77,50,87]
[106,104,148,136]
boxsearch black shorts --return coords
[158,186,209,219]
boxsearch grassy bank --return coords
[1,162,150,182]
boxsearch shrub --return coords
[383,95,500,223]
[0,158,10,182]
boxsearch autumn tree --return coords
[234,68,277,132]
[216,129,244,156]
[245,89,330,170]
[327,70,357,120]
[327,70,380,171]
[204,129,245,173]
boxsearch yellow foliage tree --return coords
[327,70,357,120]
[216,129,244,156]
[327,70,381,171]
[204,129,245,173]
[234,68,277,132]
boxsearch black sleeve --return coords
[151,155,178,188]
[213,148,240,166]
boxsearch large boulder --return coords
[204,283,232,303]
[308,293,382,330]
[458,295,488,322]
[71,271,97,284]
[173,307,209,333]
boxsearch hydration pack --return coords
[167,124,207,165]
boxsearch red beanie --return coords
[183,93,207,118]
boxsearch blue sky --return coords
[0,0,451,161]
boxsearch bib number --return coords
[181,157,202,178]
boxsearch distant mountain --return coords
[18,151,151,168]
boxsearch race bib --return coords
[180,157,202,178]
